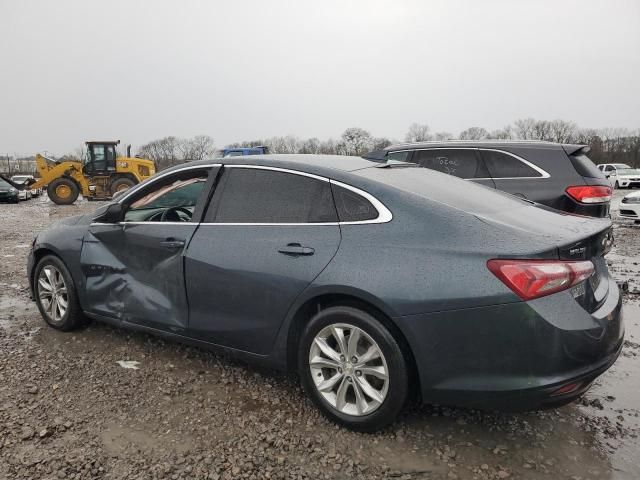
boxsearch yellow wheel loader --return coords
[28,140,155,205]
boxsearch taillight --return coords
[565,185,612,204]
[487,259,594,300]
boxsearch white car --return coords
[597,163,640,188]
[619,190,640,223]
[10,175,41,198]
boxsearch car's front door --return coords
[80,166,215,332]
[185,166,342,354]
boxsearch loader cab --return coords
[84,141,118,176]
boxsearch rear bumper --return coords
[395,277,624,411]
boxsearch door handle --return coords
[160,238,186,249]
[278,243,315,257]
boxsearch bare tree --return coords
[487,126,514,140]
[341,127,373,156]
[514,118,537,139]
[459,127,488,140]
[371,137,392,150]
[531,120,553,140]
[433,131,453,141]
[179,135,215,161]
[404,123,432,143]
[299,137,321,154]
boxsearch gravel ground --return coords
[1,191,639,480]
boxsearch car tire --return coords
[47,178,80,205]
[298,306,409,432]
[34,255,86,331]
[110,177,136,196]
[614,181,620,189]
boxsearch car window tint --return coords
[331,184,378,222]
[412,149,488,178]
[213,168,338,223]
[481,150,541,178]
[386,151,411,162]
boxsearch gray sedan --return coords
[27,155,623,431]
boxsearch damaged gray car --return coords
[28,155,623,431]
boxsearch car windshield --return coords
[0,179,11,188]
[11,176,28,182]
[617,168,640,175]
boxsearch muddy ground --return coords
[1,190,639,480]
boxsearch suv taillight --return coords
[487,259,594,300]
[565,185,612,204]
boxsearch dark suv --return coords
[364,141,612,217]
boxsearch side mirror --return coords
[93,203,123,223]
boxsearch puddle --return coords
[582,301,640,478]
[0,294,34,330]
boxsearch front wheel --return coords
[110,177,136,196]
[298,306,409,432]
[47,178,79,205]
[34,255,86,331]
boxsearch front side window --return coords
[412,149,488,178]
[211,168,337,223]
[124,171,209,222]
[481,150,541,178]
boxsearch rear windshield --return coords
[568,153,603,178]
[357,166,531,215]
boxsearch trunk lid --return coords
[476,204,613,312]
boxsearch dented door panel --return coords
[80,223,197,331]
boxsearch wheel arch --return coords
[284,290,421,399]
[30,247,64,294]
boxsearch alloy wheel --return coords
[309,323,389,416]
[37,265,69,323]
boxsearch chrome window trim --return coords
[390,147,550,180]
[91,163,392,227]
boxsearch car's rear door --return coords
[410,148,496,189]
[80,166,216,331]
[184,165,341,354]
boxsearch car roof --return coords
[167,154,378,176]
[383,140,581,151]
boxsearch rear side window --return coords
[211,168,338,223]
[412,149,488,178]
[480,150,541,178]
[331,184,378,222]
[569,153,604,178]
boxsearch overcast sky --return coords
[1,0,639,155]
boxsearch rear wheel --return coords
[298,306,409,431]
[34,255,85,331]
[110,177,136,196]
[47,178,79,205]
